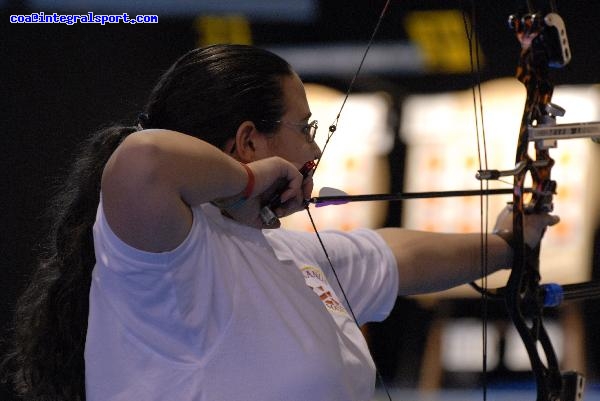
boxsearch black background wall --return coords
[2,1,599,399]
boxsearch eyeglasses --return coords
[227,119,318,155]
[264,119,319,143]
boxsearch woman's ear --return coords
[233,121,268,163]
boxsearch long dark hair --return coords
[3,44,292,400]
[142,44,292,145]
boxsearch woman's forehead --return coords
[280,73,311,120]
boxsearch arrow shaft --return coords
[309,187,526,206]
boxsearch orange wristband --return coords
[240,163,255,200]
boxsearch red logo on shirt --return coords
[301,266,348,316]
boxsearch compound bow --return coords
[474,1,600,400]
[294,1,600,400]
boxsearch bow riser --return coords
[505,6,584,401]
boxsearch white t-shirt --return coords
[85,202,398,401]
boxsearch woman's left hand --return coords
[493,204,560,248]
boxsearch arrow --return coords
[308,186,529,207]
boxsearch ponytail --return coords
[3,126,136,401]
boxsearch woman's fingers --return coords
[222,157,312,229]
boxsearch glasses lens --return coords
[308,120,318,142]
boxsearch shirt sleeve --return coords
[266,228,398,325]
[316,229,398,325]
